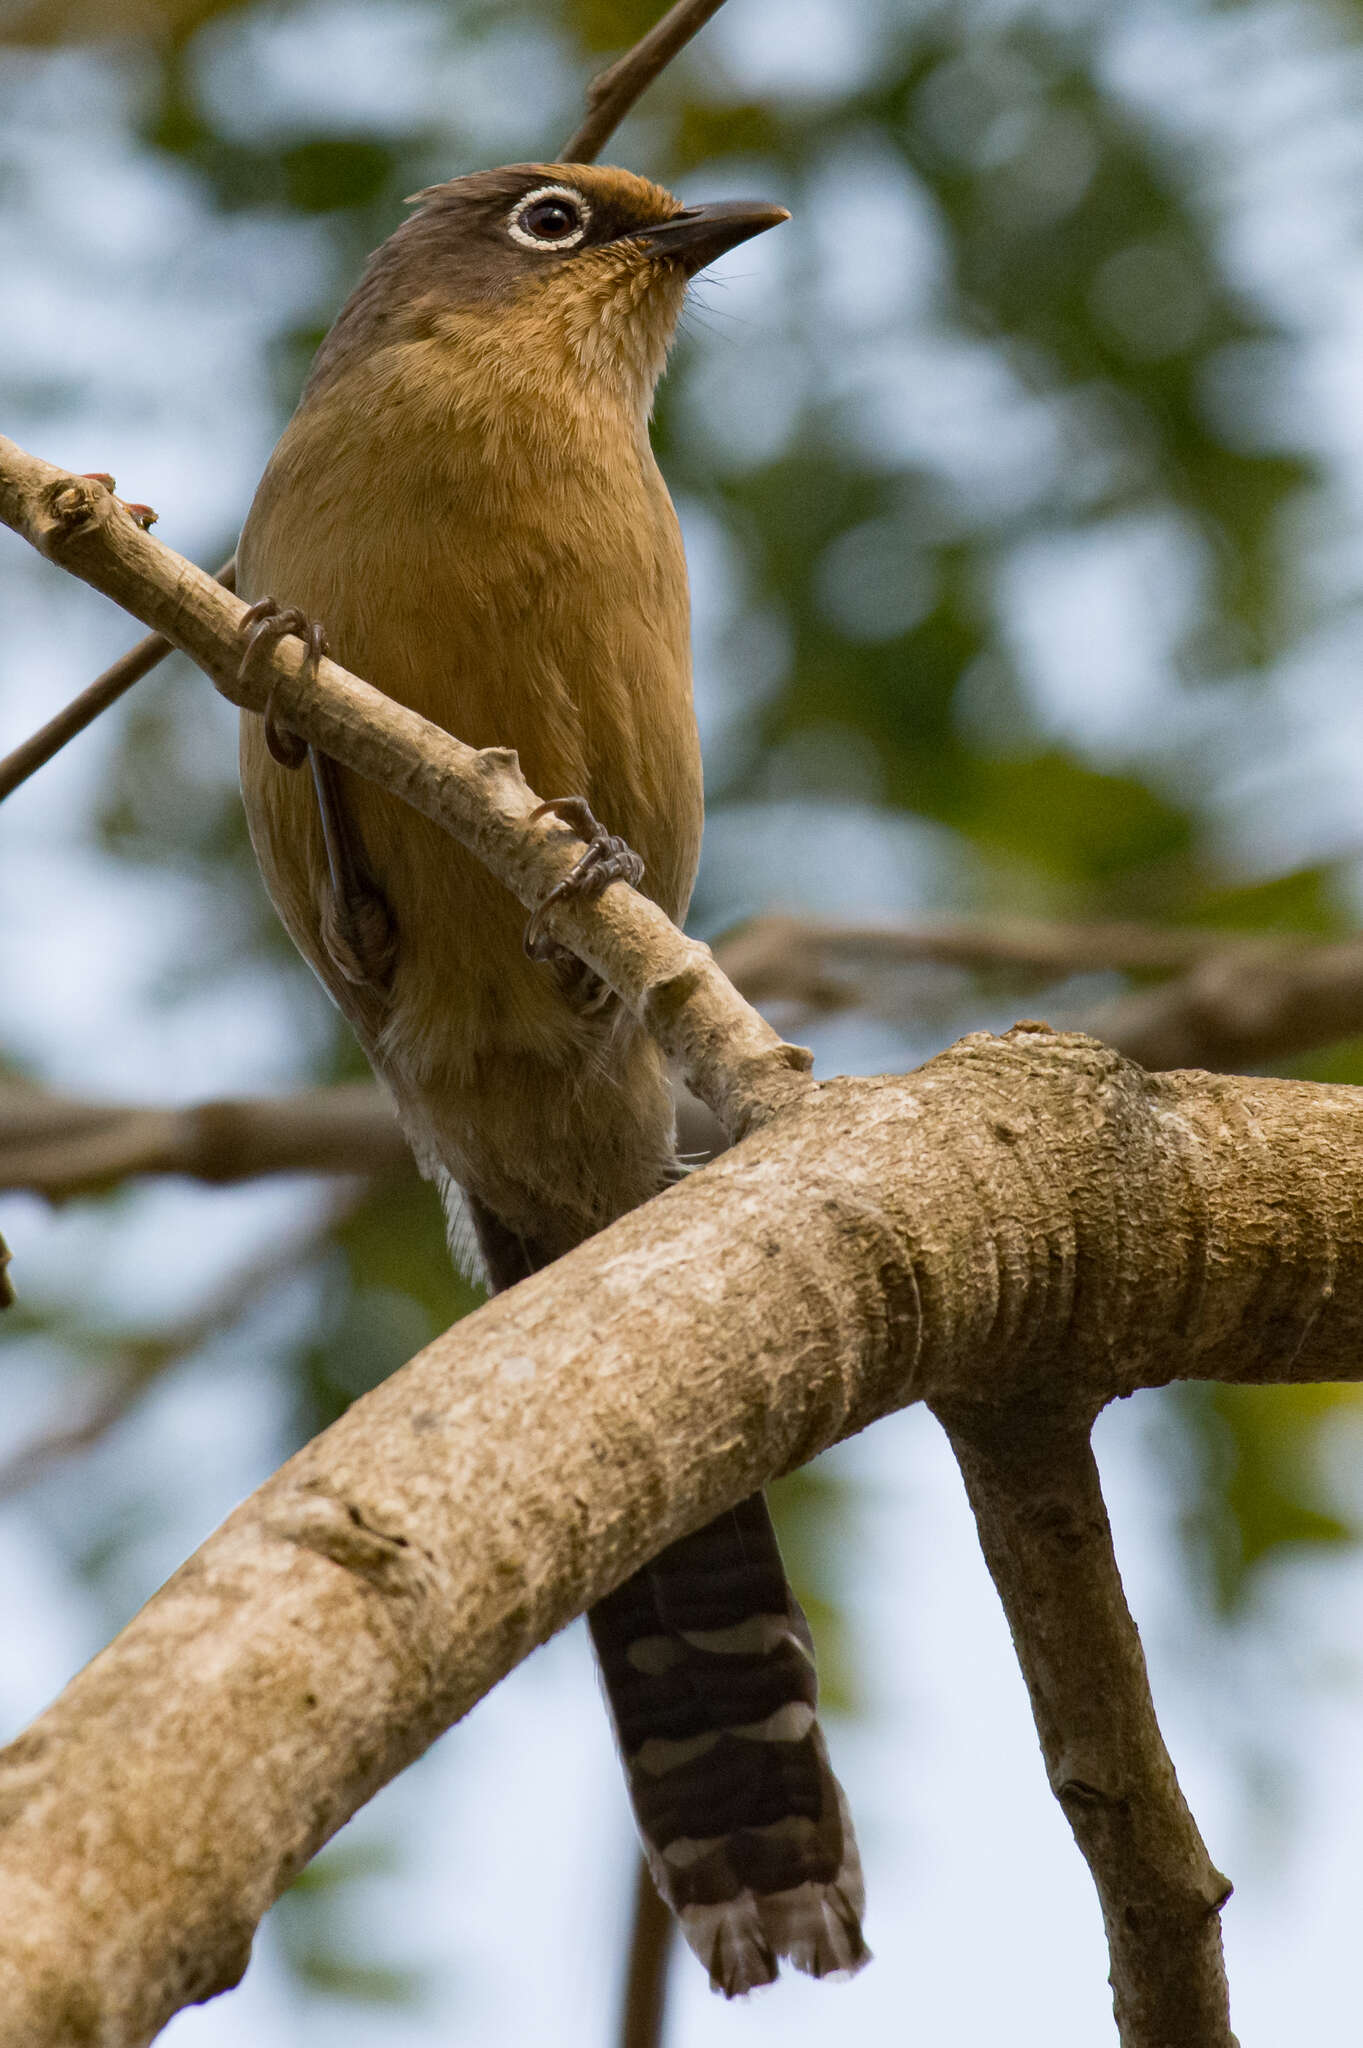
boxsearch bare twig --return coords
[1090,932,1363,1072]
[0,1369,166,1497]
[716,911,1363,1077]
[0,556,235,805]
[0,1185,362,1499]
[10,910,1363,1201]
[714,911,1249,1013]
[0,1081,412,1197]
[619,1855,673,2048]
[9,904,1363,1205]
[560,0,731,161]
[938,1403,1234,2048]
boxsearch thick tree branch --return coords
[3,1028,1363,2042]
[0,439,810,1139]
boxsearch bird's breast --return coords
[237,359,704,1083]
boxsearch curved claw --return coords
[524,796,646,961]
[238,599,327,770]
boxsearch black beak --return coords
[620,200,790,273]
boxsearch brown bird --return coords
[237,161,868,1996]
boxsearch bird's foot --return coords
[81,474,157,530]
[319,878,399,990]
[523,796,645,966]
[238,602,397,994]
[237,598,327,768]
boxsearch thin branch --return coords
[0,1370,165,1497]
[0,438,811,1139]
[1089,932,1363,1072]
[0,1081,413,1198]
[9,910,1363,1200]
[0,557,235,805]
[715,911,1252,1013]
[0,1075,731,1198]
[9,902,1363,1203]
[937,1404,1234,2048]
[619,1855,673,2048]
[560,0,731,161]
[716,912,1363,1076]
[4,1028,1363,2041]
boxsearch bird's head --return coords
[305,162,789,424]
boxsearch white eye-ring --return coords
[507,184,591,252]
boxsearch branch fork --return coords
[0,1026,1346,2042]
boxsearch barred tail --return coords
[468,1197,868,1996]
[589,1492,868,1996]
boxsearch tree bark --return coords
[3,1030,1363,2041]
[939,1405,1234,2048]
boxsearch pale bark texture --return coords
[2,1030,1363,2043]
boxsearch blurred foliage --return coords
[8,0,1363,2012]
[1,0,239,43]
[1179,1384,1361,1614]
[770,1462,861,1715]
[296,1174,482,1438]
[278,1840,426,2007]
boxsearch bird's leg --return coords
[238,600,397,991]
[309,751,399,990]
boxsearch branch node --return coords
[474,744,523,782]
[40,475,104,553]
[1057,1776,1123,1811]
[643,963,710,1028]
[271,1491,419,1592]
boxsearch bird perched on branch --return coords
[237,161,867,1995]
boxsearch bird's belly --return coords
[237,517,703,1104]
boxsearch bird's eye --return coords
[507,186,590,252]
[522,198,578,239]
